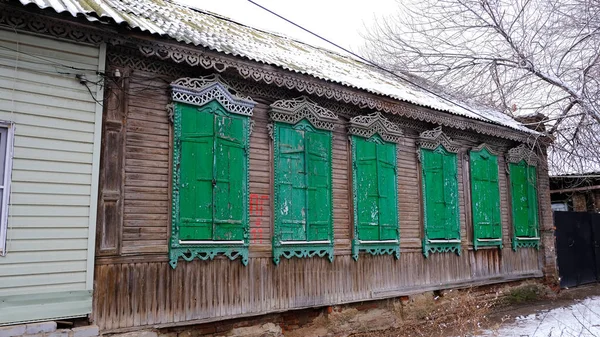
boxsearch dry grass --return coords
[403,290,494,337]
[351,290,496,337]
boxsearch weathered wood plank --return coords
[93,247,541,332]
[93,53,552,333]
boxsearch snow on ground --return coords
[479,296,600,337]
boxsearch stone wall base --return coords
[0,322,99,337]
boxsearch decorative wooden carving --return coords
[418,126,461,153]
[348,111,403,143]
[269,96,338,130]
[507,144,538,166]
[169,76,256,268]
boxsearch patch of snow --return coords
[478,296,600,337]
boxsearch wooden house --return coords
[0,0,557,332]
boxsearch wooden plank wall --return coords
[94,251,541,331]
[93,53,544,332]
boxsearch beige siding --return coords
[0,30,103,324]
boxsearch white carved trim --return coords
[507,144,538,166]
[171,75,256,116]
[269,96,338,130]
[348,111,403,143]
[471,143,500,156]
[418,126,460,153]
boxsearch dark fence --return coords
[554,211,600,288]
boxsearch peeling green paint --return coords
[170,100,250,268]
[470,147,502,250]
[272,120,334,265]
[421,146,461,257]
[510,161,540,251]
[351,135,400,260]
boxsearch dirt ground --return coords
[351,283,600,337]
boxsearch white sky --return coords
[176,0,399,54]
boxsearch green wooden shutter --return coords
[510,161,540,250]
[277,125,307,241]
[177,103,248,242]
[351,136,399,259]
[273,121,334,264]
[355,139,379,241]
[443,153,459,240]
[179,104,215,240]
[510,163,529,237]
[423,149,447,239]
[170,89,253,268]
[306,131,331,241]
[213,114,246,241]
[354,138,398,241]
[421,147,460,257]
[377,142,398,240]
[527,166,539,237]
[470,149,501,248]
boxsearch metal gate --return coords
[554,211,600,288]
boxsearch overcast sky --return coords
[176,0,399,55]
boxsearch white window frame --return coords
[0,122,14,256]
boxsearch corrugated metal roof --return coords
[18,0,535,134]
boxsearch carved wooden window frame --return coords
[417,127,462,257]
[169,75,256,268]
[348,112,403,260]
[506,144,540,251]
[269,97,338,265]
[469,144,503,250]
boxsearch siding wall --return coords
[93,51,547,332]
[0,30,104,324]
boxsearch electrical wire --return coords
[0,44,99,72]
[81,80,104,107]
[1,41,105,106]
[246,0,509,127]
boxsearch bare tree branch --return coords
[361,0,600,174]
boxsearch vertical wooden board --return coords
[166,261,174,324]
[156,262,165,324]
[92,249,543,332]
[183,263,192,321]
[197,260,205,319]
[125,264,134,328]
[134,264,143,327]
[121,71,170,254]
[147,263,157,325]
[108,264,118,330]
[93,265,104,328]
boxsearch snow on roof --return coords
[18,0,537,134]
